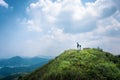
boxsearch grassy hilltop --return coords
[20,48,120,80]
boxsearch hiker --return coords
[77,42,81,50]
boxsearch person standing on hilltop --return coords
[77,42,81,50]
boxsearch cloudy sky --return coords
[0,0,120,58]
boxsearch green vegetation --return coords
[21,48,120,80]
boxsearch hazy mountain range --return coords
[0,56,51,79]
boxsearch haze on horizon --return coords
[0,0,120,58]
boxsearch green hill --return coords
[20,48,120,80]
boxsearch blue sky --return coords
[0,0,120,58]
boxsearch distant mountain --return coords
[20,48,120,80]
[0,56,49,67]
[0,56,24,67]
[0,56,51,78]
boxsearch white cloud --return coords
[26,20,42,32]
[25,0,117,33]
[19,0,120,57]
[25,0,92,32]
[0,0,8,8]
[94,15,120,37]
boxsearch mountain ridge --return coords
[0,56,51,79]
[0,56,49,67]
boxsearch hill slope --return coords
[20,48,120,80]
